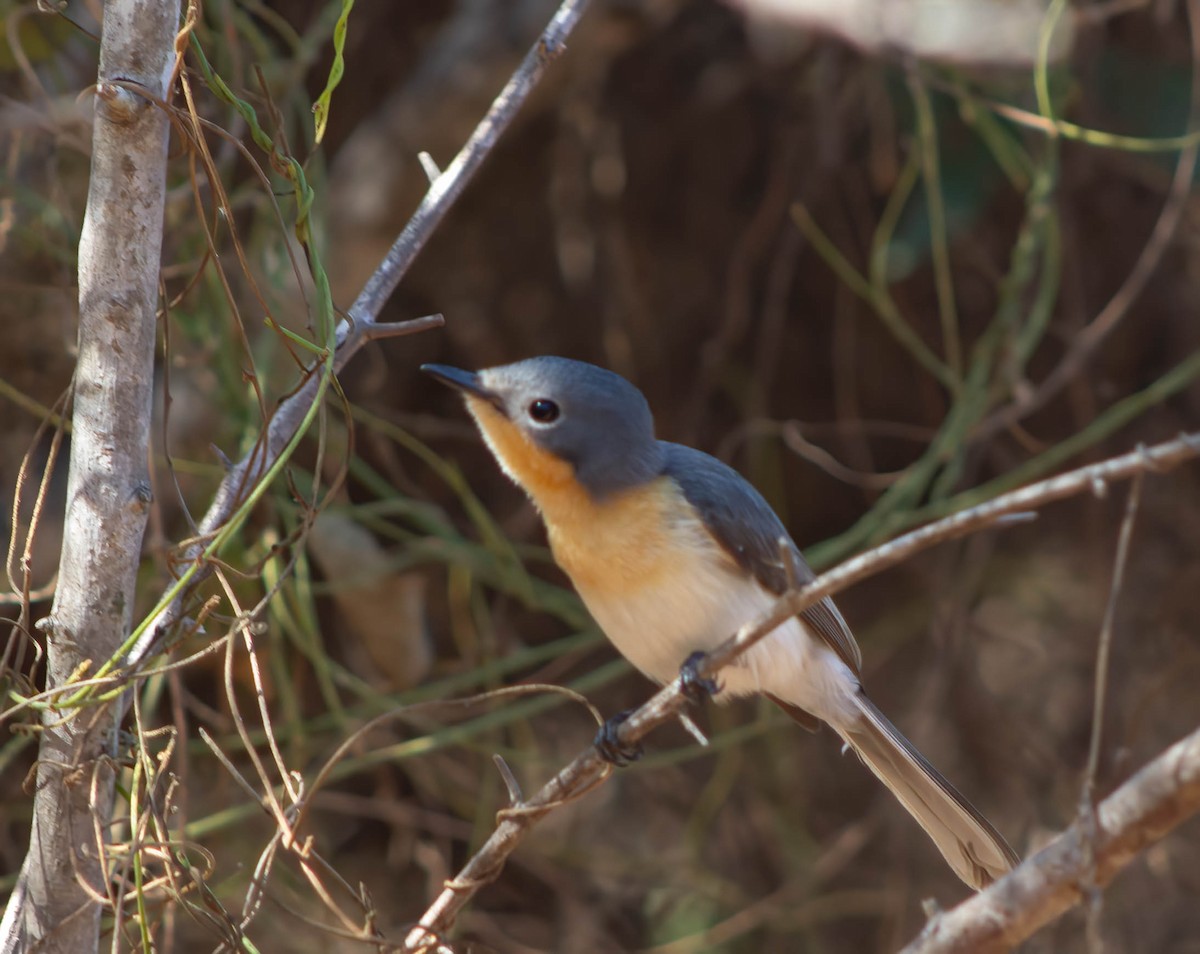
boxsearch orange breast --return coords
[544,480,687,595]
[464,396,715,597]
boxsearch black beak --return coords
[421,364,505,412]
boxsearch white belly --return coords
[537,475,859,729]
[574,544,860,729]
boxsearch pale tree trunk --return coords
[0,1,179,950]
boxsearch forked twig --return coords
[130,0,595,664]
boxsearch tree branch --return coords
[130,0,595,664]
[900,724,1200,954]
[348,0,593,324]
[0,2,180,951]
[402,433,1199,950]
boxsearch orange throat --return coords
[465,398,577,504]
[464,397,687,595]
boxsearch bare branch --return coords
[403,433,1199,950]
[899,724,1200,954]
[0,2,180,951]
[702,434,1197,684]
[131,0,595,664]
[348,0,593,325]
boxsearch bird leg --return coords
[595,653,719,765]
[679,650,720,703]
[593,709,644,766]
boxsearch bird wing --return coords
[661,442,862,676]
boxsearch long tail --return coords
[836,692,1019,890]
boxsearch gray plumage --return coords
[662,441,1020,886]
[662,442,862,676]
[488,356,667,498]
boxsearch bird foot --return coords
[594,709,643,766]
[679,651,720,703]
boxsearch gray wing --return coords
[661,442,862,676]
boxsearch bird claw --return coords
[679,651,720,703]
[594,709,643,766]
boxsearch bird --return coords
[422,355,1018,890]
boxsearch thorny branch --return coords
[403,432,1200,951]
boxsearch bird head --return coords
[422,356,664,502]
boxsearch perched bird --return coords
[423,356,1018,890]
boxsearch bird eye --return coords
[528,399,560,423]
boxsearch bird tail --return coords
[836,692,1019,890]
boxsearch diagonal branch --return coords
[402,433,1200,950]
[348,0,594,325]
[131,0,595,664]
[899,724,1200,954]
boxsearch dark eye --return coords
[528,399,560,423]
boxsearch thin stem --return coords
[907,68,961,375]
[131,1,596,665]
[350,0,593,325]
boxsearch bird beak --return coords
[421,364,506,414]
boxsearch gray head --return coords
[422,356,665,499]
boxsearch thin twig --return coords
[403,432,1199,951]
[130,0,595,665]
[906,66,961,377]
[974,0,1200,443]
[1080,465,1145,953]
[348,0,592,325]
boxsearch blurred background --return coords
[3,0,1200,950]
